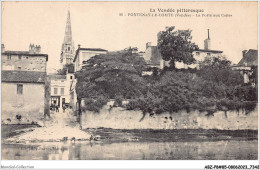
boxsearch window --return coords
[18,55,22,60]
[7,55,11,60]
[196,52,200,56]
[70,76,73,79]
[18,67,21,70]
[26,57,29,59]
[54,88,58,94]
[17,84,23,94]
[68,47,70,51]
[207,53,211,56]
[61,88,64,95]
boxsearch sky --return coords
[1,1,258,73]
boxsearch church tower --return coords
[60,10,75,66]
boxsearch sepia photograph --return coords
[0,1,259,168]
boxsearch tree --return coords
[76,51,147,112]
[197,56,244,86]
[157,26,199,69]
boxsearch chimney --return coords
[29,44,35,54]
[242,50,248,58]
[204,29,211,50]
[1,44,5,53]
[35,45,41,54]
[146,42,152,49]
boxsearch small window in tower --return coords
[70,76,73,80]
[18,55,22,60]
[68,47,70,51]
[196,52,200,56]
[207,53,211,56]
[18,67,21,70]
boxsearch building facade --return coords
[73,45,108,72]
[49,73,75,109]
[60,10,75,66]
[1,44,49,124]
[191,30,223,66]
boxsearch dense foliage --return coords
[76,50,257,116]
[76,27,257,116]
[127,70,257,117]
[76,50,147,112]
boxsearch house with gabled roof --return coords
[232,49,258,84]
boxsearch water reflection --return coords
[2,140,257,160]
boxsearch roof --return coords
[2,71,46,84]
[2,51,48,61]
[237,49,258,66]
[73,48,108,62]
[194,49,223,53]
[48,74,66,80]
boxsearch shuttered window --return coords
[54,88,58,94]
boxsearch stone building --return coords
[2,44,47,72]
[232,49,258,84]
[60,10,75,66]
[143,42,162,68]
[48,72,74,110]
[1,44,49,124]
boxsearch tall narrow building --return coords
[60,10,75,66]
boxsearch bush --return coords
[82,96,108,113]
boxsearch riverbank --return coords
[2,110,91,144]
[2,124,257,144]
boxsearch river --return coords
[2,137,258,160]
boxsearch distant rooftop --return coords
[194,49,223,53]
[73,47,108,62]
[237,49,258,66]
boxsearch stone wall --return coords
[81,106,258,130]
[1,82,45,124]
[1,54,47,72]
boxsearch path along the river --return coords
[5,110,91,143]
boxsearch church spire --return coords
[60,10,75,66]
[64,10,72,44]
